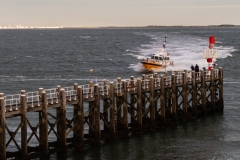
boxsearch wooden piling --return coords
[191,71,197,117]
[88,82,94,136]
[130,76,135,125]
[116,78,122,128]
[57,89,67,157]
[150,77,155,129]
[21,92,28,159]
[211,70,216,112]
[171,75,177,123]
[94,84,101,143]
[73,86,84,151]
[201,70,207,115]
[153,74,158,121]
[110,82,116,140]
[160,75,165,123]
[122,80,129,134]
[0,93,6,160]
[219,67,224,111]
[74,83,78,100]
[130,93,135,125]
[56,85,61,96]
[38,88,43,101]
[103,80,109,131]
[137,78,142,132]
[40,91,49,158]
[182,72,188,120]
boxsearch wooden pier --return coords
[0,68,223,159]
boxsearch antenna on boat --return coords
[162,34,168,49]
[164,34,168,43]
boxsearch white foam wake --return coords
[131,32,236,72]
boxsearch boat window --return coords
[151,56,159,60]
[164,57,169,60]
[159,57,163,60]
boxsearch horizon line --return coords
[0,24,240,29]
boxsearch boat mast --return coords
[164,35,167,43]
[163,34,168,49]
[163,34,168,72]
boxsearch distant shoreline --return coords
[1,25,240,30]
[101,25,240,28]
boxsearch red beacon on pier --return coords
[203,36,218,70]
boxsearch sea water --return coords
[0,27,240,159]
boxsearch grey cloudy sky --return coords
[1,0,240,27]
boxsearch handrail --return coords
[214,69,219,78]
[126,79,137,91]
[3,69,221,112]
[45,88,58,104]
[154,77,161,87]
[26,91,41,107]
[142,79,149,89]
[4,94,21,111]
[196,72,201,80]
[114,81,123,93]
[165,76,171,85]
[63,86,76,101]
[204,70,211,79]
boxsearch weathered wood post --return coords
[56,85,61,104]
[21,90,28,159]
[150,76,155,130]
[73,83,78,101]
[38,88,44,101]
[116,78,122,128]
[164,75,170,120]
[137,78,142,132]
[39,91,49,159]
[201,70,207,115]
[56,85,61,96]
[122,80,129,136]
[167,85,172,113]
[0,93,6,160]
[191,71,197,117]
[171,74,177,123]
[103,80,109,131]
[141,74,146,115]
[211,69,216,112]
[109,82,116,140]
[88,81,94,136]
[130,76,135,125]
[57,89,67,157]
[182,72,188,120]
[160,75,165,124]
[73,86,84,151]
[73,83,84,151]
[219,67,224,111]
[153,73,159,119]
[94,84,101,143]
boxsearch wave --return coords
[79,36,91,39]
[130,32,236,72]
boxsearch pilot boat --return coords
[141,36,173,71]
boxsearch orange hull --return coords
[141,61,164,71]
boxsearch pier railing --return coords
[2,68,221,113]
[0,68,223,159]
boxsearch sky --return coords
[1,0,240,27]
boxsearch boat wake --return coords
[130,33,236,72]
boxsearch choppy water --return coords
[0,27,240,159]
